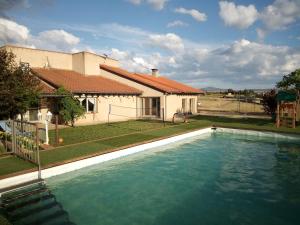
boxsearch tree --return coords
[53,87,85,127]
[261,89,277,120]
[276,68,300,92]
[0,49,41,120]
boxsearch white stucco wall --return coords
[75,95,138,125]
[165,95,198,120]
[1,45,119,75]
[2,45,73,70]
[100,69,164,97]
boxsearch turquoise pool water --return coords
[47,131,300,225]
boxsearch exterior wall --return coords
[165,95,198,120]
[1,45,119,75]
[99,70,199,121]
[72,52,85,74]
[100,69,164,97]
[84,52,119,75]
[2,45,73,70]
[75,95,138,125]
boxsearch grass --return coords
[0,144,5,154]
[48,120,169,146]
[1,115,300,178]
[0,156,35,177]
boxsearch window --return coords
[80,98,97,113]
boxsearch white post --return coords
[45,120,49,145]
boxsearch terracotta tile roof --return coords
[100,64,203,94]
[32,68,142,95]
[39,81,56,94]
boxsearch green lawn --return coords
[0,145,5,154]
[1,115,300,178]
[48,120,171,146]
[0,156,35,177]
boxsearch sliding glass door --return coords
[143,97,160,117]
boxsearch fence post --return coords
[36,124,42,180]
[107,104,111,124]
[12,120,16,154]
[55,114,59,146]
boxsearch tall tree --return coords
[0,49,41,120]
[53,87,85,127]
[276,69,300,92]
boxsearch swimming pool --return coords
[47,130,300,225]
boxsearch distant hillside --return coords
[201,87,271,93]
[201,87,227,92]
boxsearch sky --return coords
[0,0,300,89]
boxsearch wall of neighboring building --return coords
[84,52,119,75]
[1,45,119,75]
[100,69,164,97]
[2,45,73,70]
[165,95,198,120]
[72,52,85,75]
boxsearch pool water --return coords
[47,132,300,225]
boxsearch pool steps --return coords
[0,181,75,225]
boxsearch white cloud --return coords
[127,0,141,5]
[34,29,80,51]
[1,18,298,89]
[0,18,80,52]
[260,0,300,30]
[219,1,258,29]
[127,0,168,10]
[167,20,188,28]
[65,22,299,88]
[149,33,184,52]
[147,0,168,10]
[256,28,267,41]
[0,18,29,44]
[174,7,207,22]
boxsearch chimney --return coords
[151,68,159,77]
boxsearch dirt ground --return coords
[198,96,265,115]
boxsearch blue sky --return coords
[0,0,300,89]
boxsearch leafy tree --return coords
[0,49,41,120]
[261,89,277,120]
[276,68,300,92]
[53,87,85,127]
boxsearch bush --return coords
[261,89,277,120]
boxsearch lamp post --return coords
[45,111,52,145]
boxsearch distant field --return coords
[198,96,264,114]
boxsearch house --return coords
[1,45,203,125]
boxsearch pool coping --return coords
[0,127,213,193]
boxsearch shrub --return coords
[261,89,277,120]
